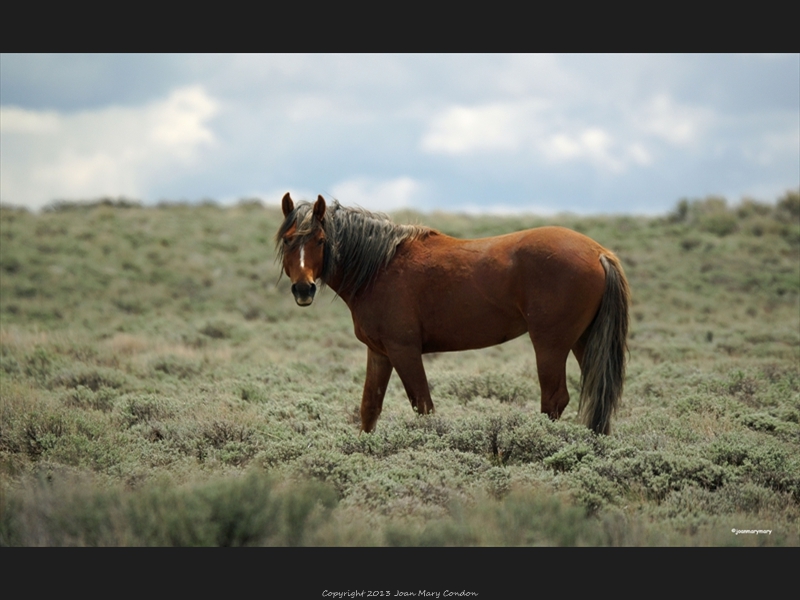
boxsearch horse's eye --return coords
[283,238,289,246]
[317,238,325,246]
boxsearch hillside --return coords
[1,191,798,547]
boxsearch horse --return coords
[276,192,630,435]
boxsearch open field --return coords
[1,191,798,546]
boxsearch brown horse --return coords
[276,193,630,434]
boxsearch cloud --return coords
[420,101,548,155]
[457,203,562,217]
[1,55,796,215]
[1,85,218,209]
[329,176,424,212]
[634,94,714,146]
[741,127,800,168]
[1,106,61,134]
[542,128,619,168]
[540,128,654,173]
[147,87,216,149]
[421,100,654,175]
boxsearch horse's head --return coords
[278,192,327,307]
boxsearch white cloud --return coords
[329,176,423,212]
[458,203,562,216]
[0,85,218,209]
[0,107,61,134]
[742,128,800,167]
[420,101,548,155]
[545,133,583,161]
[541,128,632,173]
[148,87,217,149]
[627,143,653,166]
[421,104,517,154]
[634,94,714,146]
[421,100,652,175]
[544,128,613,161]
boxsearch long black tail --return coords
[578,253,630,435]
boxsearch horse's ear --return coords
[281,192,294,217]
[313,195,326,222]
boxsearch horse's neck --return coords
[323,261,350,303]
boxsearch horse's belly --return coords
[420,309,528,353]
[422,332,526,354]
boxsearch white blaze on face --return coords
[299,245,305,269]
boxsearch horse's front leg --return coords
[384,345,434,415]
[361,348,394,433]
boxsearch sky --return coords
[1,53,798,215]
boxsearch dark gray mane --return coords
[276,200,434,297]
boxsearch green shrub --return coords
[49,366,130,392]
[776,189,800,220]
[62,385,117,412]
[150,355,202,379]
[118,395,175,427]
[0,469,337,546]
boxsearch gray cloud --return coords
[1,53,797,214]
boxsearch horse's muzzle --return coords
[291,282,316,306]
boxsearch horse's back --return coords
[439,225,609,294]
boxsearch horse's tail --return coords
[578,253,630,435]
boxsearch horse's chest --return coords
[350,302,418,353]
[352,319,384,353]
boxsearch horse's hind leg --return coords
[532,343,571,420]
[571,333,587,372]
[360,348,394,433]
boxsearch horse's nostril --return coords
[291,282,316,298]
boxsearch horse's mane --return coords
[276,200,435,297]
